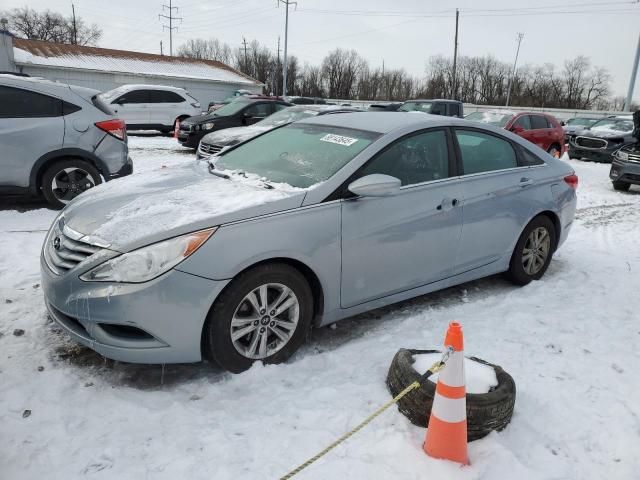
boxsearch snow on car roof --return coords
[298,111,460,133]
[12,39,260,86]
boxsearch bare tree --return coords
[176,38,232,63]
[3,7,102,45]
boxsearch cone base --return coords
[424,415,469,465]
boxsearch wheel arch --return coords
[30,148,109,193]
[529,210,561,251]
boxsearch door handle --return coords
[437,198,459,211]
[519,177,534,187]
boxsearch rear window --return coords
[91,95,115,115]
[0,86,62,118]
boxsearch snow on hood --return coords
[63,163,305,251]
[577,127,631,138]
[201,125,271,146]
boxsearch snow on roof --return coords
[12,39,261,86]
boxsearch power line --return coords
[159,0,182,56]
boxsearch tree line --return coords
[179,37,630,110]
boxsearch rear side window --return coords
[513,115,532,130]
[518,147,545,166]
[448,103,461,117]
[456,129,518,174]
[114,90,149,104]
[148,90,185,103]
[431,103,447,115]
[530,115,549,130]
[62,101,82,115]
[0,86,62,118]
[359,129,450,186]
[244,103,271,117]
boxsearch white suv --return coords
[97,85,201,133]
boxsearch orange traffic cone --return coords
[423,321,469,465]
[173,120,180,138]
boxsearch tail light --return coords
[95,119,126,141]
[564,174,578,190]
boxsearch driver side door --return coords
[340,128,463,308]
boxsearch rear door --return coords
[453,128,534,273]
[110,89,149,126]
[0,85,64,188]
[530,114,552,150]
[147,90,186,126]
[340,128,463,307]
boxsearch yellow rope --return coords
[279,360,446,480]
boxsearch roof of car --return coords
[298,111,466,133]
[287,104,358,113]
[107,84,187,92]
[405,99,463,104]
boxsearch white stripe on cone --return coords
[431,393,466,423]
[438,350,465,387]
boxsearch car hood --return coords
[575,127,632,139]
[201,125,273,147]
[62,164,306,252]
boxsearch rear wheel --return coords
[547,144,561,158]
[612,180,631,192]
[506,216,556,286]
[41,159,102,209]
[203,263,313,373]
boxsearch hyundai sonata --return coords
[41,112,577,373]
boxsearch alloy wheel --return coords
[51,168,96,204]
[230,283,300,360]
[522,227,551,275]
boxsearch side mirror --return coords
[510,125,525,134]
[560,121,566,127]
[347,174,401,197]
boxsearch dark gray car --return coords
[0,74,132,208]
[609,111,640,191]
[567,116,635,163]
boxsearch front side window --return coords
[456,130,518,174]
[513,115,532,130]
[273,103,289,112]
[0,86,62,118]
[530,115,549,130]
[244,103,271,118]
[359,130,450,186]
[215,124,379,188]
[211,100,251,117]
[449,104,461,117]
[398,101,433,113]
[149,90,185,103]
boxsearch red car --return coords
[466,110,566,158]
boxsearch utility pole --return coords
[624,30,640,111]
[71,2,77,45]
[159,0,181,56]
[451,8,459,99]
[505,32,524,107]
[160,40,163,56]
[242,36,249,72]
[278,0,297,97]
[276,36,281,95]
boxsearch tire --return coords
[506,215,556,286]
[612,180,631,192]
[41,159,102,209]
[386,349,516,441]
[202,263,313,373]
[547,144,561,158]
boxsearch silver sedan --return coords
[41,112,577,373]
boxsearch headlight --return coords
[616,150,629,161]
[80,228,216,283]
[200,122,215,130]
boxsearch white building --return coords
[0,32,262,105]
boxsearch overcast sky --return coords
[3,0,639,99]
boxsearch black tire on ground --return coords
[612,180,631,192]
[202,263,313,373]
[386,349,516,442]
[547,144,561,158]
[505,215,557,286]
[41,159,102,209]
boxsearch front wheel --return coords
[506,216,556,286]
[203,263,313,373]
[41,159,102,209]
[547,144,561,158]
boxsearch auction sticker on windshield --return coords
[320,134,358,146]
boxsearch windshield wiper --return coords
[208,163,229,179]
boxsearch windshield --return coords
[566,117,597,127]
[214,123,380,188]
[211,101,251,117]
[257,107,321,127]
[465,111,513,127]
[590,118,634,133]
[398,101,433,113]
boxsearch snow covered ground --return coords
[1,137,639,479]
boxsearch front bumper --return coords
[568,144,616,163]
[177,129,206,148]
[41,254,230,364]
[610,159,640,185]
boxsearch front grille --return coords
[627,151,640,163]
[575,136,607,149]
[199,142,224,156]
[179,123,192,132]
[45,220,103,275]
